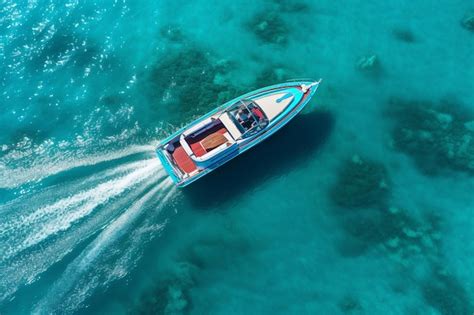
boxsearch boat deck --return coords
[172,144,197,174]
[187,124,227,157]
[171,123,228,174]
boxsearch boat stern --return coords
[156,146,182,185]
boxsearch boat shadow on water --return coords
[183,110,335,209]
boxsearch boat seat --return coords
[200,133,228,151]
[172,145,197,173]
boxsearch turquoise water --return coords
[1,0,474,313]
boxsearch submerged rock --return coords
[247,11,289,45]
[387,98,474,175]
[330,155,390,209]
[356,55,379,71]
[338,295,363,313]
[392,28,417,43]
[160,24,186,42]
[461,11,474,32]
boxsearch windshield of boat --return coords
[228,100,268,138]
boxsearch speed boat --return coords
[156,80,321,187]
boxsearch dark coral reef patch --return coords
[327,153,471,313]
[245,0,311,46]
[144,47,243,123]
[387,98,474,175]
[461,10,474,32]
[330,155,390,210]
[246,11,290,45]
[131,222,255,314]
[131,262,197,315]
[328,155,444,262]
[329,155,392,254]
[335,206,441,258]
[380,209,442,266]
[421,268,473,315]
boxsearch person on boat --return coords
[237,109,250,125]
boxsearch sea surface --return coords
[1,0,474,314]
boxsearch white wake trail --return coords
[0,159,163,261]
[33,178,175,314]
[0,174,161,303]
[0,144,157,189]
[0,151,174,305]
[79,179,171,265]
[0,158,153,217]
